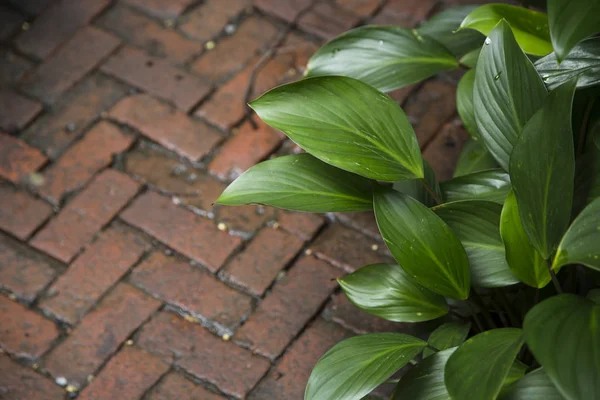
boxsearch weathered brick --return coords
[101,47,210,112]
[235,256,338,359]
[0,354,64,399]
[15,0,111,59]
[0,184,52,240]
[278,210,325,241]
[123,0,196,19]
[110,94,221,161]
[312,223,392,272]
[0,133,46,183]
[0,89,42,132]
[248,318,353,400]
[371,0,436,26]
[0,5,25,40]
[21,74,130,159]
[0,236,56,302]
[37,121,134,204]
[121,191,241,271]
[423,119,470,181]
[40,225,149,324]
[44,283,161,386]
[208,119,282,180]
[0,50,34,87]
[389,83,420,106]
[137,312,271,398]
[0,295,59,359]
[179,0,251,42]
[191,16,278,83]
[78,346,169,400]
[130,252,252,332]
[334,211,382,241]
[336,0,381,17]
[97,5,201,65]
[298,2,360,39]
[221,227,304,296]
[255,0,313,23]
[31,170,140,263]
[20,27,120,104]
[146,372,224,400]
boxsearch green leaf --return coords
[250,76,424,181]
[339,264,448,323]
[435,200,519,288]
[500,191,551,288]
[445,328,525,400]
[460,48,481,68]
[588,289,600,305]
[457,69,480,139]
[216,154,373,212]
[440,169,511,204]
[547,0,600,62]
[392,348,456,399]
[504,360,529,387]
[509,79,576,259]
[305,26,458,93]
[459,4,552,56]
[393,160,441,207]
[524,294,600,400]
[453,140,497,177]
[374,187,471,299]
[474,20,547,170]
[423,322,471,358]
[553,197,600,272]
[418,6,485,57]
[535,38,600,90]
[502,368,565,400]
[305,333,427,400]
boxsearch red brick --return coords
[137,312,271,398]
[37,121,134,204]
[371,0,436,26]
[0,50,34,87]
[110,94,221,161]
[44,284,161,386]
[21,74,130,159]
[146,372,224,400]
[255,0,313,23]
[191,16,278,83]
[0,354,64,399]
[102,47,210,112]
[125,143,226,212]
[389,83,420,106]
[0,90,42,132]
[0,295,58,359]
[235,256,338,359]
[334,211,382,241]
[130,252,252,331]
[40,226,149,324]
[279,33,319,75]
[123,0,196,19]
[423,119,470,182]
[336,0,381,17]
[0,5,25,40]
[208,119,282,180]
[221,228,303,296]
[312,223,393,272]
[21,26,120,104]
[278,210,325,241]
[0,133,46,183]
[216,204,277,235]
[0,237,56,303]
[121,192,241,271]
[248,318,353,400]
[97,5,201,65]
[298,2,360,39]
[179,0,251,42]
[0,184,53,240]
[31,170,140,263]
[79,346,169,400]
[15,0,111,59]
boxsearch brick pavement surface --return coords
[0,0,474,398]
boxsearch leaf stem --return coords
[426,344,440,353]
[546,261,563,294]
[421,179,442,205]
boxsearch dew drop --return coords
[378,40,384,45]
[484,37,491,45]
[416,312,423,316]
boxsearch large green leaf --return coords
[524,294,600,400]
[504,360,529,387]
[500,191,551,288]
[305,333,427,400]
[423,322,471,358]
[435,200,519,288]
[440,169,511,204]
[392,348,456,400]
[374,187,471,299]
[535,38,600,90]
[453,140,497,177]
[460,48,481,68]
[502,368,565,400]
[250,76,424,181]
[305,26,458,93]
[509,79,576,259]
[338,264,448,323]
[474,20,547,170]
[216,154,373,212]
[393,161,441,207]
[418,6,485,57]
[553,197,600,272]
[457,69,480,139]
[459,4,552,56]
[588,289,600,304]
[445,328,525,400]
[547,0,600,62]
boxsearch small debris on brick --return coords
[217,222,227,231]
[305,249,313,255]
[205,41,215,50]
[371,244,379,251]
[222,334,231,341]
[55,376,68,386]
[125,339,134,346]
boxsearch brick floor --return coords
[0,0,470,398]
